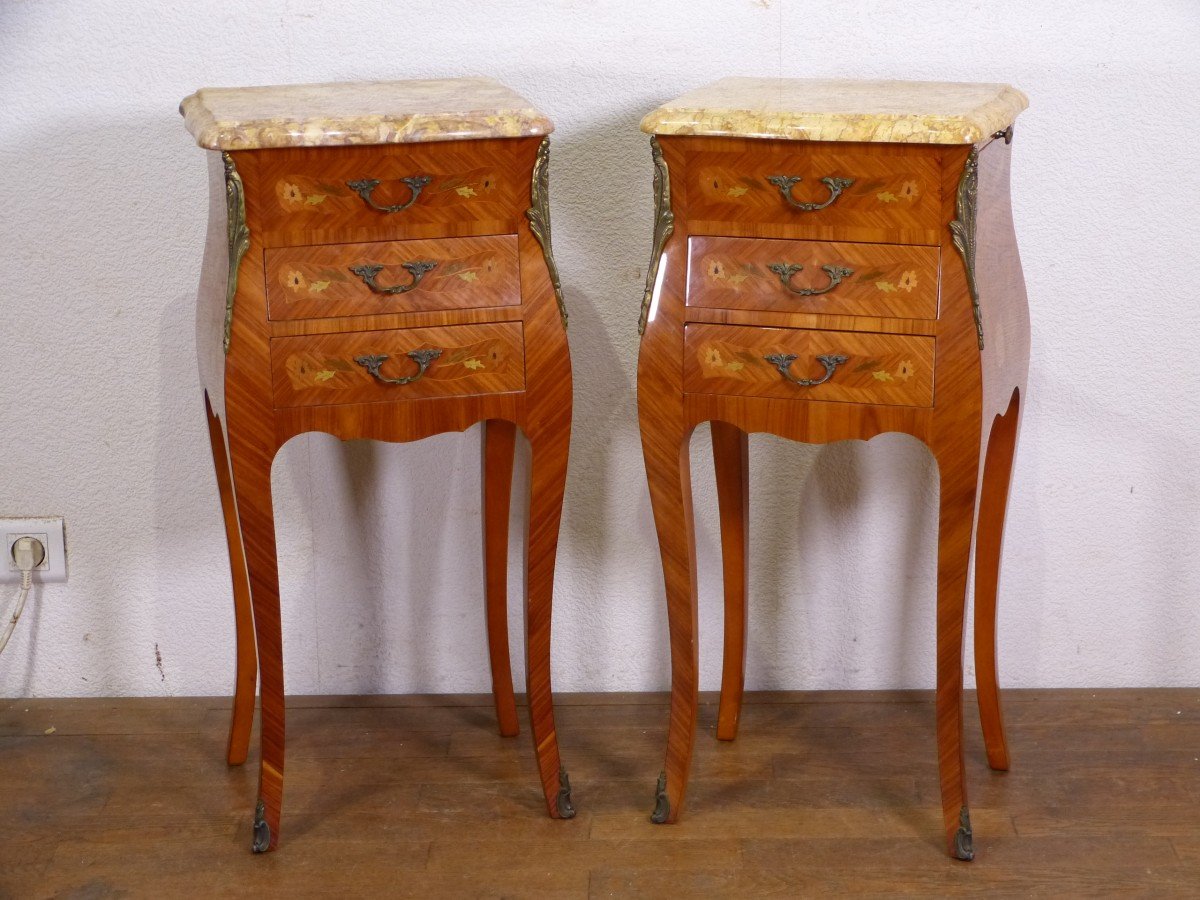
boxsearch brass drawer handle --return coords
[766,175,854,212]
[349,260,437,295]
[346,175,431,213]
[763,352,849,387]
[768,263,854,297]
[354,348,442,385]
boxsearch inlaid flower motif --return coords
[313,370,336,382]
[896,360,915,381]
[872,370,895,382]
[455,185,477,198]
[727,186,748,198]
[705,348,723,367]
[278,182,303,206]
[900,181,920,201]
[708,261,725,279]
[463,358,485,370]
[285,270,308,292]
[897,271,918,292]
[308,280,331,293]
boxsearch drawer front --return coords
[255,140,526,244]
[687,236,939,319]
[685,143,942,237]
[271,322,524,408]
[684,324,934,407]
[266,235,520,321]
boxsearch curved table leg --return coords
[933,437,981,861]
[711,421,749,742]
[525,424,574,819]
[482,419,520,738]
[643,425,699,824]
[974,387,1022,771]
[228,431,284,853]
[204,393,258,767]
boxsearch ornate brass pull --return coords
[354,348,442,385]
[767,263,854,296]
[349,260,437,295]
[346,175,431,213]
[763,352,849,387]
[765,175,854,211]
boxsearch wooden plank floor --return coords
[2,689,1199,897]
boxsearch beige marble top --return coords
[180,77,552,150]
[641,77,1027,144]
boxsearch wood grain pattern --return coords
[195,134,573,851]
[269,322,525,408]
[639,129,1029,860]
[9,691,1200,897]
[482,418,520,738]
[269,305,523,338]
[684,323,935,407]
[253,139,526,247]
[687,235,939,319]
[971,135,1032,774]
[711,421,748,742]
[266,234,520,320]
[203,392,256,766]
[6,690,1199,896]
[974,387,1020,771]
[686,306,937,336]
[683,138,944,244]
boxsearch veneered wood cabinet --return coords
[182,78,576,852]
[635,77,1030,860]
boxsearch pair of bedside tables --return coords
[182,76,1028,860]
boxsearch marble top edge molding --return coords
[640,77,1029,144]
[180,76,553,150]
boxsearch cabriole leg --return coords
[482,419,520,738]
[974,387,1022,771]
[711,421,749,742]
[524,425,574,819]
[204,393,257,766]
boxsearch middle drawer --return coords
[687,236,939,319]
[266,235,521,321]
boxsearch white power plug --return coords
[12,536,46,572]
[0,536,44,656]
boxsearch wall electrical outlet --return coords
[1,517,67,583]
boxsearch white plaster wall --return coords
[1,0,1198,698]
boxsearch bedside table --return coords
[181,78,575,852]
[635,78,1029,860]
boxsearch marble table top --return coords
[641,77,1028,144]
[181,77,552,150]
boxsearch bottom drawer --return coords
[684,323,934,407]
[271,322,525,408]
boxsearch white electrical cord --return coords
[0,537,43,656]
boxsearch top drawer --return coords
[682,140,944,244]
[252,139,529,247]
